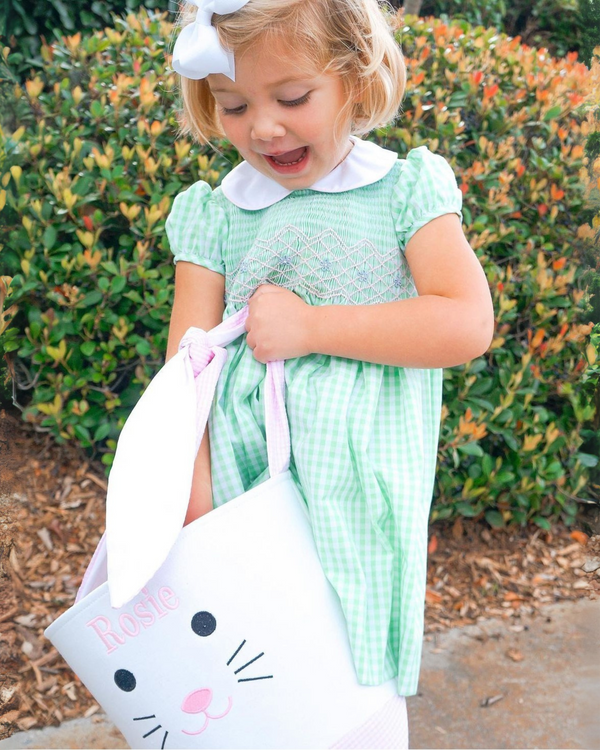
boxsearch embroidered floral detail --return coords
[226,225,417,306]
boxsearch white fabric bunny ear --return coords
[105,344,200,609]
[106,310,250,609]
[172,0,252,80]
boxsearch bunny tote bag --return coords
[44,308,398,749]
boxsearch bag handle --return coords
[100,305,289,609]
[178,306,290,477]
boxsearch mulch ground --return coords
[1,407,599,740]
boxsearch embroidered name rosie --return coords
[86,586,180,653]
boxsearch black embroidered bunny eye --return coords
[191,611,217,637]
[114,669,136,692]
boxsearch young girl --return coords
[165,0,495,745]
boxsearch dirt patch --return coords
[0,406,598,740]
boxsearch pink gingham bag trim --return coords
[329,694,409,749]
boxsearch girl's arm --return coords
[245,214,495,368]
[166,261,225,525]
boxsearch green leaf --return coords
[576,452,599,468]
[532,515,552,531]
[80,341,95,356]
[80,290,103,307]
[43,226,57,250]
[111,276,127,294]
[467,358,488,374]
[495,470,516,484]
[485,510,505,528]
[91,100,103,118]
[543,105,562,121]
[449,91,468,107]
[100,261,120,275]
[74,424,91,442]
[135,340,152,356]
[72,176,97,197]
[49,0,75,29]
[457,442,484,457]
[94,422,112,442]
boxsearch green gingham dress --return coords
[165,138,463,697]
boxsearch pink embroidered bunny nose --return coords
[182,688,213,714]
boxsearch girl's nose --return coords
[250,113,286,142]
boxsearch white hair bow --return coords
[172,0,251,80]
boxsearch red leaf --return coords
[428,534,438,554]
[570,530,588,545]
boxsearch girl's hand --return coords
[246,285,315,363]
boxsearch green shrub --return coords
[0,11,596,530]
[417,0,597,65]
[385,19,598,528]
[0,0,174,61]
[573,50,600,505]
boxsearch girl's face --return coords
[207,40,354,190]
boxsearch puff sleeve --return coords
[165,180,227,275]
[393,146,463,253]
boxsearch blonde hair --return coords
[173,0,406,146]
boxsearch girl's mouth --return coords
[263,146,309,174]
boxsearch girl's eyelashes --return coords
[220,93,311,116]
[281,93,311,108]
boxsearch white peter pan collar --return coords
[220,135,398,210]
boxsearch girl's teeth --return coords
[272,147,307,165]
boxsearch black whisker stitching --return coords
[134,715,156,721]
[227,639,246,666]
[161,730,169,749]
[143,725,162,738]
[238,675,274,682]
[234,652,264,674]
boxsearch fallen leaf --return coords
[425,588,443,604]
[503,591,525,601]
[428,534,438,554]
[36,528,53,552]
[506,648,524,662]
[17,717,38,731]
[573,579,590,589]
[556,543,583,556]
[452,517,463,539]
[14,614,37,627]
[0,709,20,724]
[570,530,588,545]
